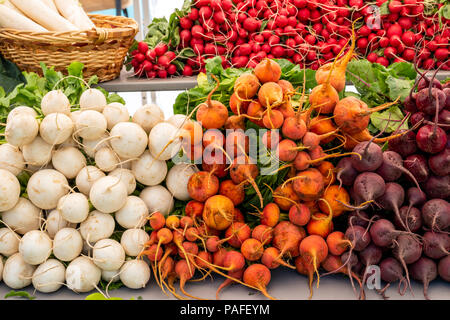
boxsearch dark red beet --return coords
[421,199,450,231]
[394,235,423,264]
[428,148,450,176]
[359,244,383,266]
[388,130,418,158]
[351,141,383,172]
[347,211,370,228]
[336,157,358,187]
[353,172,386,204]
[380,257,404,283]
[409,112,428,127]
[394,206,422,233]
[403,154,429,183]
[417,77,442,91]
[443,88,450,110]
[423,231,450,259]
[409,257,437,300]
[376,151,421,189]
[369,219,398,247]
[341,251,359,269]
[406,187,427,209]
[438,110,450,130]
[438,255,450,282]
[403,94,417,113]
[415,88,446,116]
[376,183,406,230]
[416,124,447,154]
[345,225,371,251]
[424,175,450,199]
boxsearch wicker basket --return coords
[0,14,138,82]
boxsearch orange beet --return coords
[241,238,264,261]
[292,168,325,201]
[187,171,220,202]
[203,195,235,231]
[230,92,250,115]
[273,221,305,257]
[319,185,350,217]
[225,222,251,248]
[254,59,281,83]
[309,115,337,144]
[309,83,340,114]
[258,82,284,107]
[219,179,245,206]
[261,203,281,227]
[282,116,307,141]
[273,182,300,211]
[262,130,281,150]
[243,264,275,300]
[263,109,284,129]
[326,231,351,256]
[306,212,334,238]
[196,76,228,129]
[230,156,263,207]
[234,73,260,99]
[224,115,246,130]
[252,225,274,244]
[288,203,311,226]
[202,129,224,149]
[317,161,336,185]
[246,100,265,127]
[185,200,204,219]
[277,79,294,96]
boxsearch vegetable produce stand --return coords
[98,69,450,92]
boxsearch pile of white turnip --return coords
[0,88,200,295]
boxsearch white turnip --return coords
[75,166,106,196]
[102,102,129,130]
[109,122,148,160]
[95,147,119,172]
[120,228,149,257]
[39,113,74,145]
[114,196,149,229]
[32,259,66,293]
[131,150,167,186]
[1,197,41,235]
[89,176,128,214]
[0,143,25,176]
[132,104,164,134]
[79,89,107,112]
[148,122,183,161]
[82,133,110,158]
[27,169,69,210]
[52,228,83,262]
[5,113,39,147]
[57,192,90,224]
[166,163,198,201]
[75,110,107,141]
[0,228,20,256]
[79,210,115,244]
[45,209,76,239]
[2,253,36,289]
[92,239,125,271]
[119,259,150,289]
[7,106,37,123]
[41,90,71,115]
[0,169,21,211]
[19,230,52,265]
[139,185,174,216]
[65,256,101,293]
[108,168,136,195]
[52,146,86,179]
[22,136,53,167]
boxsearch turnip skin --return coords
[148,122,183,161]
[119,259,151,289]
[108,168,136,195]
[0,228,20,257]
[52,146,87,179]
[1,197,41,235]
[114,196,149,229]
[82,133,110,158]
[95,147,119,173]
[92,238,125,271]
[41,90,71,116]
[132,104,164,134]
[0,143,25,176]
[27,169,69,210]
[46,209,76,239]
[120,228,150,257]
[89,176,128,214]
[110,122,148,160]
[131,150,167,186]
[75,166,106,196]
[2,253,36,289]
[79,211,115,244]
[5,113,39,147]
[139,185,174,216]
[75,110,107,141]
[79,88,107,113]
[102,269,120,283]
[7,106,37,123]
[0,169,21,211]
[166,163,199,201]
[65,256,101,293]
[22,137,53,167]
[102,102,129,130]
[32,259,66,293]
[52,228,83,262]
[18,230,52,265]
[39,113,74,145]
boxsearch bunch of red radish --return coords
[130,42,184,78]
[131,0,449,78]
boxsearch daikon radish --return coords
[0,4,48,32]
[54,0,95,31]
[10,0,78,31]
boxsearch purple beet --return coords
[353,172,386,205]
[437,109,450,130]
[336,157,358,187]
[376,151,422,189]
[438,255,450,282]
[417,77,442,91]
[394,206,423,233]
[388,130,418,158]
[345,225,371,251]
[421,199,450,231]
[359,244,383,266]
[416,124,447,154]
[409,112,429,127]
[393,234,423,294]
[351,141,383,172]
[410,257,438,300]
[425,175,450,199]
[406,187,427,210]
[416,87,446,116]
[443,88,450,110]
[347,211,370,228]
[423,231,450,260]
[404,154,430,183]
[380,257,405,283]
[404,93,417,113]
[369,219,399,247]
[376,183,407,230]
[428,148,450,176]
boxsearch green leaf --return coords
[4,290,36,300]
[85,293,123,300]
[385,75,415,102]
[379,1,390,15]
[370,105,409,134]
[67,62,84,78]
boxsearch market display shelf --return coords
[98,69,450,93]
[1,270,448,300]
